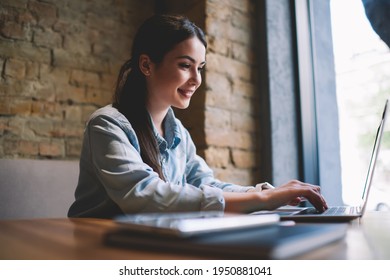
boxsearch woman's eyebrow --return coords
[176,55,206,65]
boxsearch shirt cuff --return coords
[253,182,275,191]
[199,184,225,211]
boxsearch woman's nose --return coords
[189,69,202,87]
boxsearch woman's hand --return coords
[259,180,328,212]
[223,180,328,213]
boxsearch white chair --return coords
[0,158,78,219]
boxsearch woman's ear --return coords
[139,54,152,76]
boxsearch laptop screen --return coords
[360,99,388,213]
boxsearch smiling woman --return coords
[67,14,328,219]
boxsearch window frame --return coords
[258,0,343,204]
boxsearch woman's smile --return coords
[178,88,195,99]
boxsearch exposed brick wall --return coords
[0,0,154,158]
[1,0,261,185]
[203,0,261,185]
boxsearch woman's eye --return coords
[179,63,191,69]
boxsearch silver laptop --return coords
[113,211,280,237]
[254,99,388,222]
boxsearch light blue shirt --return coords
[68,105,254,218]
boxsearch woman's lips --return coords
[178,88,194,98]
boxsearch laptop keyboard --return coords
[324,206,348,215]
[302,206,359,215]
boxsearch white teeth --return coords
[178,89,193,97]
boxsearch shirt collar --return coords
[149,108,181,151]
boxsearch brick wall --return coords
[1,0,262,185]
[0,0,153,158]
[204,0,261,185]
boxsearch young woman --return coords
[68,14,328,218]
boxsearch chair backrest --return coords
[0,158,78,219]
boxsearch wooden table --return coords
[1,211,389,260]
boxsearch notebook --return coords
[106,212,347,259]
[252,99,388,222]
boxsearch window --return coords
[330,0,390,210]
[257,0,389,209]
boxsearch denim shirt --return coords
[68,105,254,218]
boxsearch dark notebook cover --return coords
[104,223,347,259]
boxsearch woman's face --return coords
[145,36,206,112]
